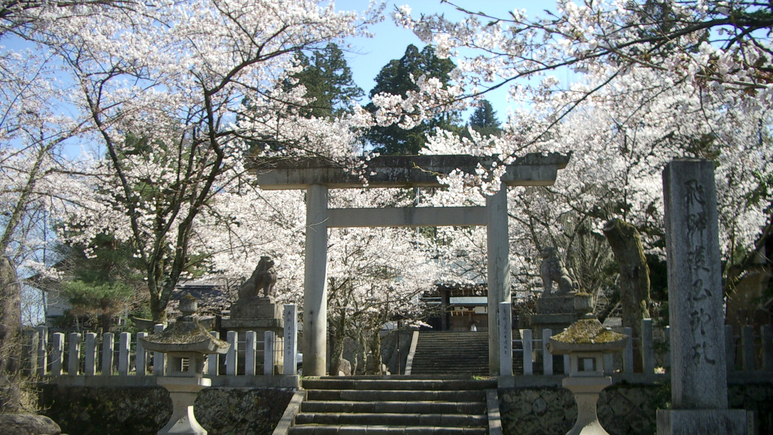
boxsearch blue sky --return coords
[334,0,558,120]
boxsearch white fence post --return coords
[642,319,654,375]
[725,325,735,373]
[208,331,220,376]
[499,302,512,376]
[36,326,47,377]
[226,330,238,376]
[623,326,634,374]
[67,333,81,375]
[153,324,165,376]
[136,332,147,376]
[101,332,114,376]
[84,333,97,376]
[51,333,64,376]
[542,328,552,375]
[118,332,131,376]
[245,331,257,376]
[522,329,533,375]
[264,331,275,376]
[763,325,773,372]
[284,304,298,375]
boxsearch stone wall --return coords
[499,382,772,435]
[38,385,293,435]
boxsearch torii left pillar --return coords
[304,184,329,376]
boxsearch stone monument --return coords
[525,247,580,336]
[658,159,748,434]
[221,256,284,372]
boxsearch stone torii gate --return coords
[252,153,570,376]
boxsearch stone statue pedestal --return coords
[222,297,284,331]
[525,293,579,337]
[221,297,284,374]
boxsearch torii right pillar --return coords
[658,159,748,435]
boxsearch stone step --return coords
[409,332,489,376]
[301,400,486,415]
[289,377,491,435]
[294,412,487,427]
[306,389,486,403]
[301,378,495,391]
[288,425,488,434]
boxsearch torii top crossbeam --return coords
[250,153,570,189]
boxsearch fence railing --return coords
[499,302,773,381]
[22,304,299,386]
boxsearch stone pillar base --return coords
[158,405,206,435]
[657,409,750,435]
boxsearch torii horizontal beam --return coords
[249,153,570,189]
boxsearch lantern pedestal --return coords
[157,377,210,435]
[562,376,613,435]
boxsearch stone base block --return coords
[524,313,577,336]
[229,298,282,320]
[220,318,283,331]
[536,294,576,314]
[657,409,750,435]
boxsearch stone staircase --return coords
[289,377,495,434]
[409,332,489,376]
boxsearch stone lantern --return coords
[547,293,628,435]
[140,294,230,435]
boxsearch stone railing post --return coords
[664,326,671,371]
[542,328,552,375]
[136,332,147,376]
[623,326,634,373]
[102,332,114,376]
[763,325,772,372]
[153,324,165,375]
[499,302,512,377]
[725,325,735,373]
[264,331,275,376]
[283,304,298,375]
[36,326,47,377]
[208,331,220,376]
[118,332,131,376]
[84,332,97,376]
[245,330,257,376]
[741,326,755,372]
[51,332,64,376]
[67,332,81,375]
[22,329,39,376]
[226,330,238,376]
[522,329,533,375]
[642,319,655,375]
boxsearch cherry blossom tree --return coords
[6,0,383,323]
[387,1,772,298]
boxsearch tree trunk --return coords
[0,256,22,411]
[602,219,651,371]
[329,311,346,376]
[367,327,383,375]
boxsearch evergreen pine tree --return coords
[365,44,461,155]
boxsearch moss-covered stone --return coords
[39,385,171,435]
[39,385,294,435]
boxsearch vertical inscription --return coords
[683,179,716,366]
